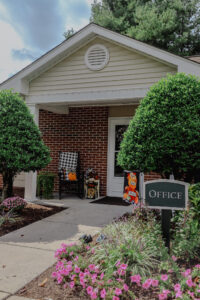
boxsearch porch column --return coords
[24,104,39,202]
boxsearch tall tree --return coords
[0,90,51,200]
[91,0,200,55]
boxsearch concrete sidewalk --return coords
[0,197,132,299]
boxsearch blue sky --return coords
[0,0,93,83]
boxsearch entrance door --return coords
[107,117,131,197]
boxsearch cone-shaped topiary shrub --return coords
[118,73,200,182]
[0,90,51,200]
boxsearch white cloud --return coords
[0,20,32,83]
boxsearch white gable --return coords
[1,23,200,106]
[29,37,176,97]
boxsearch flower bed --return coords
[17,206,200,300]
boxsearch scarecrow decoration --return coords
[123,171,139,205]
[84,168,99,199]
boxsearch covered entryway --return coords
[107,117,131,197]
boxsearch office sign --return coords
[144,180,188,210]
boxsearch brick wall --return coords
[39,106,109,196]
[0,106,162,197]
[144,172,161,182]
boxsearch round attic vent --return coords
[85,44,109,70]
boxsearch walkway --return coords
[0,197,132,299]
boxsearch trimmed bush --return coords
[0,90,51,200]
[118,73,200,182]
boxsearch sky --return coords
[0,0,93,83]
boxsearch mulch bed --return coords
[0,203,65,237]
[16,253,200,300]
[17,263,88,300]
[91,196,131,206]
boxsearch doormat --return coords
[90,197,130,206]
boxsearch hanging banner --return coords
[123,170,143,205]
[144,179,189,210]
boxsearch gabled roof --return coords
[1,23,200,94]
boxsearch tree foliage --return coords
[0,90,51,199]
[117,73,200,182]
[63,28,75,40]
[91,0,200,55]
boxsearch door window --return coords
[114,125,128,177]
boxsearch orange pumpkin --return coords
[68,172,77,181]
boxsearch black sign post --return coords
[144,179,188,251]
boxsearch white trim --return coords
[143,179,189,210]
[107,117,132,197]
[24,104,39,202]
[25,89,145,105]
[1,23,200,93]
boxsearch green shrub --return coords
[90,208,168,277]
[171,210,200,259]
[37,172,56,199]
[0,90,51,200]
[189,182,200,223]
[118,73,200,182]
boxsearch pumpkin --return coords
[68,172,77,181]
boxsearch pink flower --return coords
[174,283,181,291]
[175,290,183,298]
[195,264,200,268]
[117,269,125,276]
[69,281,75,288]
[107,279,112,283]
[152,279,159,287]
[74,255,79,261]
[120,263,128,270]
[51,271,57,278]
[112,297,120,300]
[91,248,95,254]
[86,245,90,250]
[95,267,100,273]
[100,288,106,299]
[92,274,97,283]
[142,280,151,289]
[187,291,194,298]
[158,293,167,300]
[163,289,170,295]
[161,274,168,281]
[100,272,104,280]
[74,266,80,273]
[123,283,129,291]
[69,251,74,256]
[91,292,97,299]
[182,269,191,278]
[115,288,122,295]
[115,260,121,267]
[87,286,93,295]
[172,255,177,261]
[89,264,96,271]
[186,278,195,287]
[130,274,141,285]
[79,272,85,278]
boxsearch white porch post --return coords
[24,104,39,202]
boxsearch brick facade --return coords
[39,106,109,196]
[0,106,161,198]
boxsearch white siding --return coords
[29,38,176,95]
